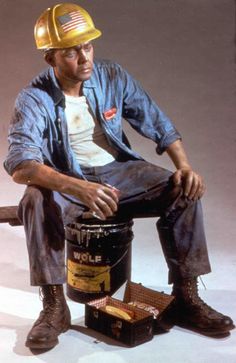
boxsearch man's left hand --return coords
[172,168,206,201]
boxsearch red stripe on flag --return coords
[62,21,86,32]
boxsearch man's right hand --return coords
[77,181,120,220]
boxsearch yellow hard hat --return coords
[34,3,102,49]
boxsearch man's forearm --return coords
[166,139,192,170]
[12,160,87,196]
[165,140,205,200]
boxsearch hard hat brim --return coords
[38,28,102,50]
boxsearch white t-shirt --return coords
[64,95,118,167]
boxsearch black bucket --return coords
[65,219,133,303]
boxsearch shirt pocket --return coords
[102,107,123,137]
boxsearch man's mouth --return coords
[81,68,91,73]
[79,64,92,73]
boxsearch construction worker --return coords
[4,3,234,350]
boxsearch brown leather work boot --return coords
[25,285,71,349]
[170,277,235,337]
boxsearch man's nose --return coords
[77,49,88,64]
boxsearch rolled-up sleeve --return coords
[4,91,45,175]
[120,66,181,154]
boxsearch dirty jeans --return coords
[17,160,211,286]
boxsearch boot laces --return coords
[37,286,64,327]
[184,279,214,313]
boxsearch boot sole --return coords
[164,308,235,337]
[25,337,59,350]
[175,320,233,338]
[163,319,233,338]
[25,322,71,350]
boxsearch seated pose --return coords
[4,2,234,350]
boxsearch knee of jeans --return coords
[168,183,197,215]
[19,186,45,211]
[167,184,184,202]
[165,183,195,214]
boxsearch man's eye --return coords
[84,43,92,52]
[64,51,77,58]
[63,49,77,58]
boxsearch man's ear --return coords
[44,51,56,66]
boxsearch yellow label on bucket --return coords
[67,259,111,293]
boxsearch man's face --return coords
[52,42,94,84]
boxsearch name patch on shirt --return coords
[103,107,117,120]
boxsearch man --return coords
[4,3,234,350]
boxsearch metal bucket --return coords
[66,219,133,303]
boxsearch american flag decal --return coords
[57,11,87,33]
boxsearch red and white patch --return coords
[103,107,117,120]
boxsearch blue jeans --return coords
[18,160,211,286]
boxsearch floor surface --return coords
[0,210,235,363]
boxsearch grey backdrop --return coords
[0,0,235,290]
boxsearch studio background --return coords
[0,1,235,362]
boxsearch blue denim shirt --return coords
[4,59,181,177]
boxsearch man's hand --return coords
[172,168,205,201]
[78,181,120,220]
[166,140,206,201]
